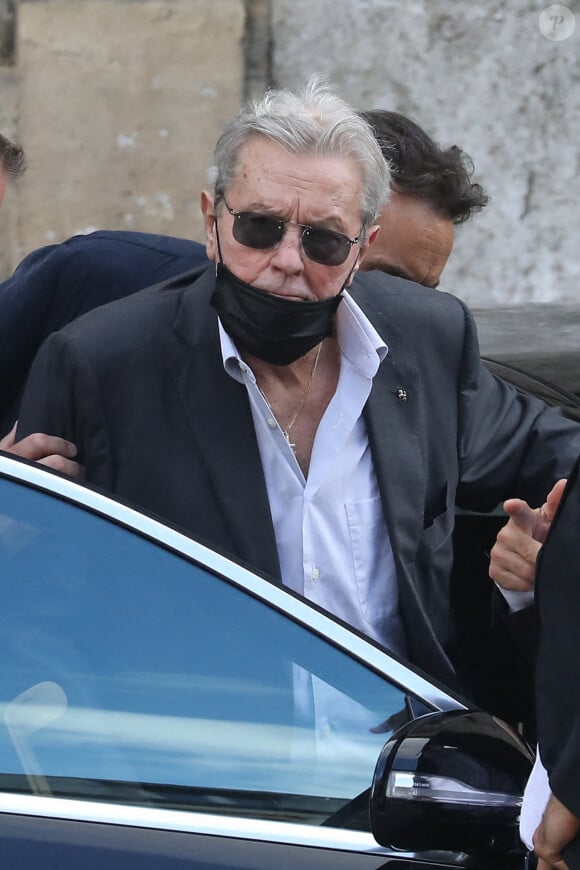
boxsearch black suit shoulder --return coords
[52,263,214,370]
[351,270,474,373]
[351,269,470,322]
[0,230,209,434]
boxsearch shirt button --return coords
[238,361,247,372]
[311,567,320,581]
[267,418,277,429]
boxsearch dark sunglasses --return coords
[222,199,362,267]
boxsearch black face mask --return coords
[210,263,344,366]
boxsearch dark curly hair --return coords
[359,110,489,224]
[0,133,25,180]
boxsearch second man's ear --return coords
[200,191,218,261]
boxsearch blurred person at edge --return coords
[490,474,580,869]
[0,109,487,436]
[15,76,580,698]
[0,133,81,477]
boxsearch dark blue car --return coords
[0,447,538,869]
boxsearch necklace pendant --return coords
[283,430,296,451]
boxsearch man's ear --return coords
[200,191,217,261]
[356,223,381,273]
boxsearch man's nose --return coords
[270,224,305,273]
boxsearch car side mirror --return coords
[370,710,533,856]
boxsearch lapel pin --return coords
[397,388,407,402]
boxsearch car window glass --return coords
[0,478,411,826]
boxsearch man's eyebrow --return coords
[235,202,278,213]
[234,204,348,232]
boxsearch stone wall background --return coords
[0,0,245,275]
[0,0,578,314]
[272,0,580,308]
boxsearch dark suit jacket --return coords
[536,455,580,832]
[0,230,209,435]
[17,266,580,693]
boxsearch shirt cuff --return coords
[495,583,535,613]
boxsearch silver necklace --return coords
[260,341,324,452]
[283,341,323,449]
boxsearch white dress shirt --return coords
[219,292,407,659]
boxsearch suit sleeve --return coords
[455,302,580,511]
[550,718,580,819]
[16,330,114,490]
[0,244,64,433]
[536,462,580,820]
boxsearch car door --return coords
[0,455,523,869]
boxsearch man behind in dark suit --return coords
[0,132,81,476]
[533,461,580,869]
[0,230,209,437]
[490,470,580,868]
[15,76,580,695]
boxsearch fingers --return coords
[0,422,17,451]
[533,794,579,870]
[502,498,537,533]
[489,499,542,591]
[38,456,85,479]
[536,860,569,870]
[534,836,570,869]
[5,433,78,463]
[544,479,567,523]
[0,431,83,479]
[489,535,540,590]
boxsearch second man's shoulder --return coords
[351,269,471,325]
[55,261,215,349]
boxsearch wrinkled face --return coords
[201,136,379,302]
[361,189,454,288]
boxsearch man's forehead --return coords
[232,137,362,190]
[225,138,365,231]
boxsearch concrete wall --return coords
[272,0,580,308]
[1,0,578,314]
[0,0,245,276]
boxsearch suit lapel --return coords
[364,354,425,570]
[352,281,426,569]
[164,268,281,582]
[364,353,447,667]
[355,282,457,682]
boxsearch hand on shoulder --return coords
[0,423,84,479]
